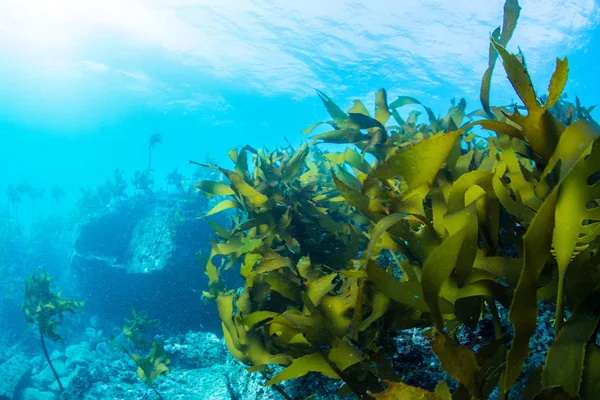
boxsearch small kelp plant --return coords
[193,0,600,399]
[115,307,169,399]
[121,305,161,349]
[122,341,171,400]
[22,267,84,392]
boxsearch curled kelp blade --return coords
[480,0,521,117]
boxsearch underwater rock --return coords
[164,331,227,369]
[161,366,232,399]
[0,353,32,400]
[69,193,218,330]
[32,359,68,390]
[21,388,57,400]
[65,342,94,369]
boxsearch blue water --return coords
[1,0,598,215]
[0,1,599,399]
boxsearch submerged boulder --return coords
[70,193,220,331]
[0,353,32,400]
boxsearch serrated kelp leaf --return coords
[316,89,348,123]
[491,38,537,111]
[365,130,461,196]
[491,39,566,160]
[503,188,558,393]
[540,119,600,184]
[374,88,391,125]
[266,352,340,386]
[431,331,481,398]
[541,305,600,397]
[580,343,600,400]
[205,199,241,217]
[545,57,569,110]
[195,180,235,196]
[371,380,448,400]
[551,123,600,330]
[500,0,521,46]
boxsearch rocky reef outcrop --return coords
[69,193,220,331]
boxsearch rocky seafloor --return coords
[0,301,556,400]
[0,326,347,400]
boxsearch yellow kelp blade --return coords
[421,223,470,330]
[281,142,309,184]
[581,343,600,399]
[374,88,391,125]
[315,89,348,124]
[265,352,340,386]
[219,168,269,210]
[540,119,600,184]
[370,381,448,400]
[431,331,481,398]
[551,123,600,331]
[366,262,429,312]
[348,99,370,116]
[204,199,241,217]
[195,180,235,196]
[491,38,568,161]
[364,130,462,197]
[217,295,246,357]
[480,0,521,116]
[503,188,558,394]
[388,96,439,132]
[541,304,600,397]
